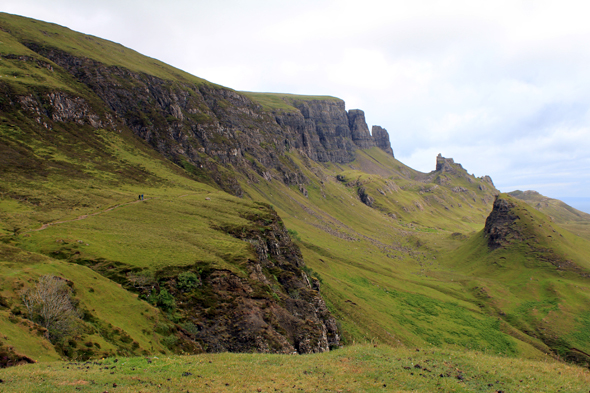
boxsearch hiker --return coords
[138,195,141,200]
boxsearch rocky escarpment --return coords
[432,154,495,200]
[18,44,394,195]
[275,100,394,163]
[53,203,340,355]
[484,196,520,249]
[148,204,340,354]
[275,99,356,163]
[16,91,116,130]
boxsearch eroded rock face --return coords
[348,109,375,149]
[358,187,374,207]
[17,92,115,130]
[276,99,357,163]
[372,126,394,157]
[20,44,395,194]
[436,153,466,174]
[156,205,340,354]
[484,196,520,249]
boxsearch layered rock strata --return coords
[19,44,394,195]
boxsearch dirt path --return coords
[27,198,151,233]
[23,192,208,234]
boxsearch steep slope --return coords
[2,12,590,368]
[0,13,395,199]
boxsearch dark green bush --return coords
[156,289,176,312]
[177,271,200,292]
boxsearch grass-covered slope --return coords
[0,12,216,86]
[0,243,169,362]
[240,149,531,354]
[509,190,590,240]
[241,91,343,112]
[2,13,590,384]
[0,93,338,357]
[445,194,590,362]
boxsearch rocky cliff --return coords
[372,125,394,157]
[148,205,340,354]
[0,15,347,357]
[17,43,393,197]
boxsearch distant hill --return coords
[508,190,590,240]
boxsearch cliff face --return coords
[1,30,352,357]
[347,109,375,149]
[152,205,340,354]
[372,126,394,157]
[275,99,356,163]
[0,18,395,357]
[19,44,394,194]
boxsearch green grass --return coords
[509,190,590,240]
[1,344,589,392]
[0,12,218,87]
[241,91,343,112]
[16,193,261,275]
[0,243,170,360]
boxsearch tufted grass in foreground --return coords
[1,344,589,392]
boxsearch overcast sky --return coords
[3,0,590,208]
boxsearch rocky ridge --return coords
[15,43,394,198]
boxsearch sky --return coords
[3,0,590,210]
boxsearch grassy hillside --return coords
[2,12,590,391]
[444,194,590,361]
[0,12,217,86]
[509,190,590,240]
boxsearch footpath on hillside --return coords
[24,193,201,234]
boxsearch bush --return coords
[177,271,200,292]
[180,322,200,335]
[21,275,81,342]
[156,289,176,312]
[287,229,301,241]
[161,335,178,349]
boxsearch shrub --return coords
[21,275,81,342]
[161,335,178,349]
[156,289,176,312]
[180,322,199,335]
[177,271,200,292]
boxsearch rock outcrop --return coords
[276,99,357,163]
[347,109,375,149]
[153,205,340,354]
[436,153,465,174]
[484,195,520,249]
[372,126,394,157]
